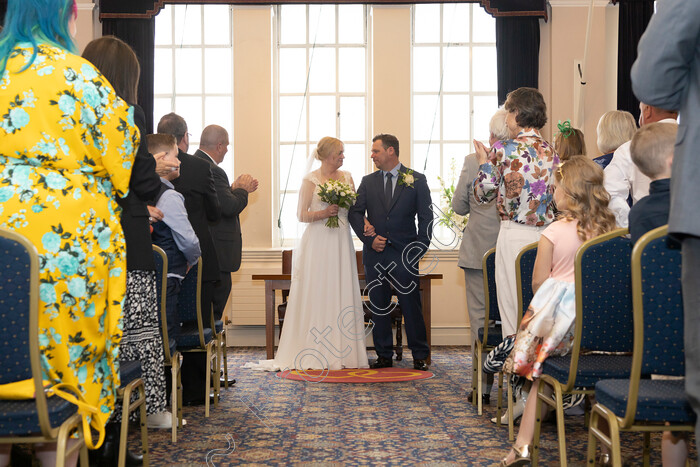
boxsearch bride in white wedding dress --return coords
[247,137,369,371]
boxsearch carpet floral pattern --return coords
[130,347,697,466]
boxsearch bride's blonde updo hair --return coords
[315,136,343,161]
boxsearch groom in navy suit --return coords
[349,134,433,371]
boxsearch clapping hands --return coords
[473,139,495,165]
[232,174,259,193]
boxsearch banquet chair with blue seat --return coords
[176,257,219,417]
[153,245,183,442]
[531,228,635,467]
[588,225,694,467]
[0,228,88,467]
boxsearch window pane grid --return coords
[154,5,235,180]
[412,3,496,246]
[275,5,369,247]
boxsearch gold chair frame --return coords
[152,245,183,443]
[116,376,149,466]
[179,257,219,418]
[0,228,88,467]
[531,227,630,467]
[210,308,229,390]
[587,225,694,467]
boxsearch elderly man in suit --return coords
[349,134,433,371]
[631,0,700,444]
[452,108,508,405]
[195,125,258,321]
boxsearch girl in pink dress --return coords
[500,156,617,466]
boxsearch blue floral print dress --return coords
[0,44,137,425]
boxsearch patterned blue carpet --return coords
[132,346,696,466]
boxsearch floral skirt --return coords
[504,278,576,380]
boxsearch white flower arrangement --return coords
[317,179,358,228]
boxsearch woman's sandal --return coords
[499,444,531,466]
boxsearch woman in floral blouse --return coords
[0,0,137,461]
[473,87,560,339]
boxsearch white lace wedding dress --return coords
[246,170,369,371]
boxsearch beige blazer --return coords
[452,153,501,270]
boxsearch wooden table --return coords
[251,273,443,361]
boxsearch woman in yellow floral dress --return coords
[0,0,137,457]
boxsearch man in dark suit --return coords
[157,113,221,319]
[631,0,700,441]
[194,125,258,321]
[349,134,433,371]
[157,113,223,400]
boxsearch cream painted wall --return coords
[541,1,620,157]
[75,0,99,52]
[372,5,411,161]
[233,6,273,249]
[84,2,621,346]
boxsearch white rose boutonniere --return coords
[398,169,415,188]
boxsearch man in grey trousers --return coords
[631,0,700,442]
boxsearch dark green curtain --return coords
[616,0,654,122]
[495,16,540,105]
[102,18,156,133]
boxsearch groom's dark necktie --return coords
[384,172,393,209]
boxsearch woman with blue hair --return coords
[0,0,137,464]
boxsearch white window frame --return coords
[411,3,497,181]
[153,4,235,180]
[411,3,497,247]
[273,4,372,248]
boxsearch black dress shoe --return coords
[125,449,143,466]
[413,359,429,371]
[219,377,236,386]
[466,390,490,405]
[183,395,217,406]
[369,356,393,369]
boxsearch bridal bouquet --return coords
[317,179,357,228]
